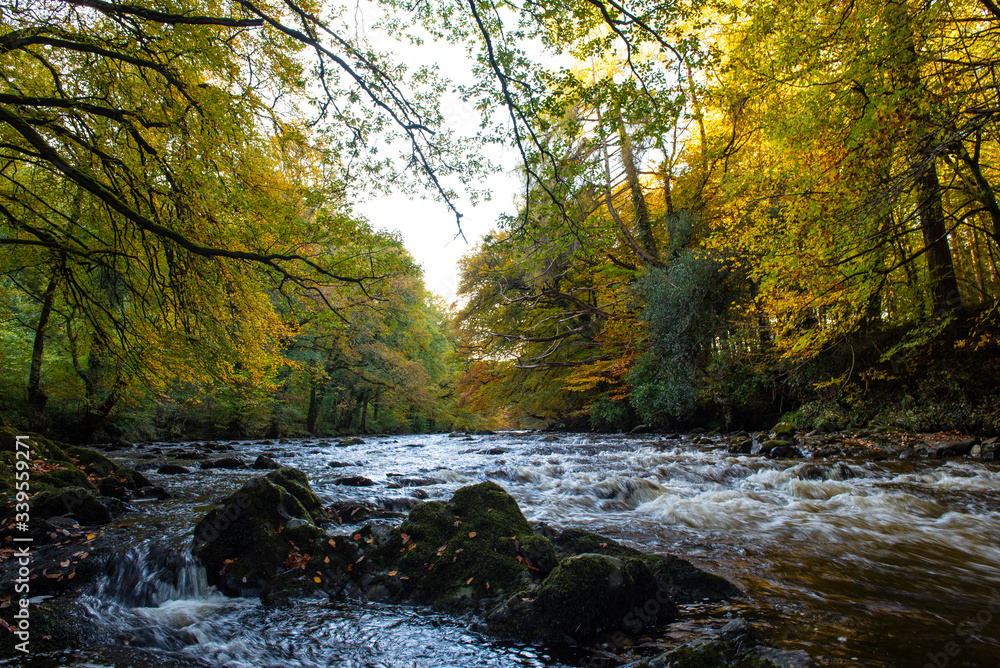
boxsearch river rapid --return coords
[9,432,1000,667]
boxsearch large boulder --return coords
[29,488,111,526]
[368,481,549,608]
[191,468,355,597]
[542,527,740,603]
[487,553,673,642]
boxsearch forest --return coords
[2,0,999,441]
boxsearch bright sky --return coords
[347,2,533,306]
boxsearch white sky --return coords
[346,2,535,306]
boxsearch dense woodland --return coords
[1,0,998,441]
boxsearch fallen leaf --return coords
[86,534,96,540]
[468,532,477,539]
[408,543,417,551]
[59,560,69,568]
[365,537,374,544]
[313,576,322,583]
[353,533,362,541]
[388,570,398,577]
[453,520,462,527]
[328,539,337,548]
[466,577,474,585]
[400,533,411,545]
[324,556,330,564]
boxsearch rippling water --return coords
[15,432,1000,667]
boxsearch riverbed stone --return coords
[336,475,376,486]
[191,468,351,597]
[30,488,112,526]
[252,454,281,469]
[935,438,979,457]
[157,464,190,474]
[368,481,542,607]
[487,553,673,642]
[541,527,739,603]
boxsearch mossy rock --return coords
[265,468,325,522]
[192,470,356,597]
[545,528,739,603]
[63,444,117,477]
[29,487,111,525]
[34,466,93,490]
[488,553,674,642]
[369,481,548,607]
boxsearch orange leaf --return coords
[468,532,477,539]
[388,570,398,577]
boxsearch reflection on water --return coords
[18,432,1000,667]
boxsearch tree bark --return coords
[27,270,59,408]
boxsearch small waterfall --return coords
[94,541,208,607]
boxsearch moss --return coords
[265,468,325,522]
[35,466,93,489]
[488,553,672,642]
[547,528,739,603]
[192,472,357,597]
[370,482,540,607]
[62,444,117,476]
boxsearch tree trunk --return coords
[915,159,963,313]
[27,270,59,408]
[306,372,320,434]
[617,118,657,259]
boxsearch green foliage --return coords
[629,250,751,424]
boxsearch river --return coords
[10,432,1000,667]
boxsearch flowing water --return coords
[10,433,1000,667]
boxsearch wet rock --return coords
[336,475,376,487]
[337,437,366,446]
[728,439,753,455]
[157,464,190,475]
[97,478,130,501]
[404,443,426,448]
[796,463,855,481]
[767,445,802,459]
[30,488,111,526]
[395,476,445,487]
[810,445,843,458]
[173,450,208,460]
[487,553,673,642]
[192,469,355,597]
[369,481,546,608]
[330,500,388,523]
[935,438,979,457]
[758,439,790,455]
[483,447,507,455]
[252,454,281,470]
[136,485,174,500]
[541,527,739,603]
[380,497,421,512]
[539,434,559,442]
[327,460,354,468]
[411,489,429,500]
[771,423,796,442]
